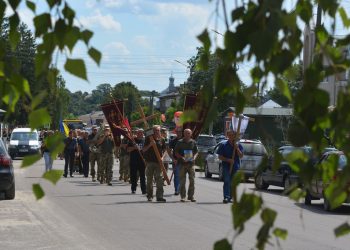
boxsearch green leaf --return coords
[21,154,41,168]
[275,78,291,101]
[339,7,350,28]
[62,3,75,25]
[334,223,350,238]
[213,238,231,250]
[42,170,63,185]
[261,208,277,225]
[273,228,288,240]
[64,58,87,80]
[28,108,52,129]
[31,91,48,110]
[197,29,211,52]
[64,27,80,52]
[46,0,56,9]
[45,133,65,158]
[289,188,305,202]
[32,184,45,200]
[9,0,20,10]
[81,29,93,45]
[33,13,52,37]
[26,0,36,12]
[88,47,102,66]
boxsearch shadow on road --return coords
[196,202,227,205]
[55,192,136,198]
[248,187,285,197]
[294,202,350,215]
[94,200,184,205]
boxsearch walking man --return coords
[119,135,130,182]
[87,125,99,182]
[79,131,90,178]
[63,130,77,178]
[127,128,146,194]
[175,128,198,202]
[169,128,183,195]
[217,130,244,203]
[97,125,115,185]
[143,125,167,202]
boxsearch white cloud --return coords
[133,35,152,49]
[79,10,122,32]
[104,42,130,57]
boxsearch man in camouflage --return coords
[96,125,115,185]
[119,135,130,182]
[87,125,100,182]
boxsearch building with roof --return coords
[222,100,294,151]
[157,74,181,113]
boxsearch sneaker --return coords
[223,198,229,204]
[180,198,186,202]
[92,177,96,182]
[189,198,196,202]
[70,175,74,178]
[63,174,67,178]
[147,197,152,202]
[132,191,136,194]
[156,198,166,202]
[174,192,179,196]
[107,183,112,186]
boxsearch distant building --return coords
[78,111,106,127]
[303,25,350,106]
[222,100,293,151]
[157,74,181,113]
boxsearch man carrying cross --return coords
[217,130,244,203]
[142,125,167,202]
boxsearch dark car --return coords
[0,138,15,199]
[304,150,349,211]
[255,145,337,192]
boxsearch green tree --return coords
[265,62,303,107]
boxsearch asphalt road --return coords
[0,158,349,250]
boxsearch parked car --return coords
[8,128,41,159]
[304,150,349,211]
[254,145,337,192]
[0,138,15,199]
[204,139,267,181]
[196,134,217,170]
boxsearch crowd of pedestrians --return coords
[40,124,244,204]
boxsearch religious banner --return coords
[101,100,124,146]
[182,93,209,139]
[231,114,250,135]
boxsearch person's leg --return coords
[130,161,137,192]
[155,164,164,200]
[43,152,50,172]
[69,152,75,176]
[223,166,231,200]
[89,153,96,179]
[48,153,53,171]
[139,163,146,194]
[179,165,186,200]
[146,163,154,199]
[106,153,113,184]
[83,153,89,177]
[187,166,195,200]
[63,152,69,176]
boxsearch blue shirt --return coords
[217,140,243,171]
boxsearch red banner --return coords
[183,93,209,139]
[101,100,124,146]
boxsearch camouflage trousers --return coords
[179,164,195,200]
[98,152,114,184]
[89,152,99,178]
[119,154,130,180]
[146,162,163,199]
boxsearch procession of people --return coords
[40,120,243,204]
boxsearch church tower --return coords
[168,73,175,93]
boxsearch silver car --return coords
[205,139,267,181]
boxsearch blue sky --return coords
[16,0,350,94]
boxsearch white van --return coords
[8,128,40,159]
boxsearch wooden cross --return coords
[132,104,170,185]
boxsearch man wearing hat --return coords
[96,124,115,185]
